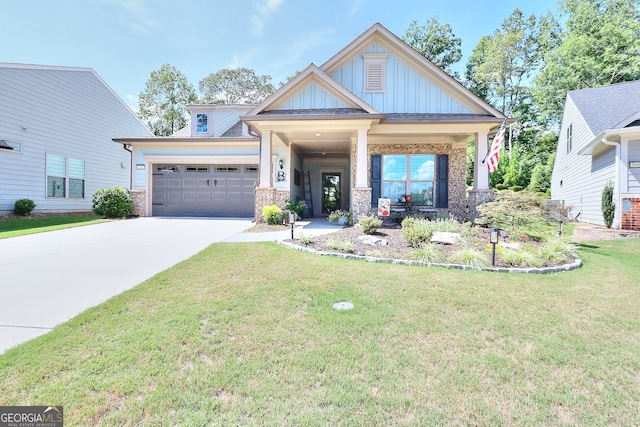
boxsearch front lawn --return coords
[1,239,639,425]
[0,213,106,239]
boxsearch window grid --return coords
[382,155,435,206]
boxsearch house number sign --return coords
[630,161,640,168]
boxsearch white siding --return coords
[551,96,617,226]
[628,140,640,193]
[0,64,152,214]
[215,110,242,136]
[329,43,470,114]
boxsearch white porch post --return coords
[259,130,272,187]
[474,132,490,190]
[356,128,368,188]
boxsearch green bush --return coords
[359,216,383,234]
[602,181,615,228]
[448,247,490,267]
[401,217,434,248]
[538,234,579,262]
[92,187,132,218]
[410,243,445,266]
[285,199,306,219]
[262,205,283,225]
[432,217,461,233]
[501,248,544,267]
[13,198,36,216]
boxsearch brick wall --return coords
[621,198,640,231]
[130,190,146,217]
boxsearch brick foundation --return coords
[621,197,640,231]
[352,188,372,217]
[254,188,290,223]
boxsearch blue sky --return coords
[1,0,559,111]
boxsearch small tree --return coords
[601,181,615,228]
[93,187,133,218]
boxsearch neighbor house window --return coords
[363,54,388,92]
[382,154,435,205]
[46,154,85,198]
[196,114,208,133]
[566,124,572,153]
[0,139,22,152]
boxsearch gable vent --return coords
[363,54,388,93]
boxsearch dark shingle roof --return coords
[221,121,244,137]
[568,80,640,135]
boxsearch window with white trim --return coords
[382,155,435,205]
[363,54,388,92]
[46,154,85,198]
[566,124,573,153]
[196,114,208,133]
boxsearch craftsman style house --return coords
[115,23,505,221]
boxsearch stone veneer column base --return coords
[468,189,494,223]
[255,187,277,223]
[352,188,372,218]
[130,190,146,217]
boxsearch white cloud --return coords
[271,28,335,72]
[102,0,160,34]
[250,0,284,37]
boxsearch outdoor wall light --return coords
[136,164,145,170]
[279,159,284,169]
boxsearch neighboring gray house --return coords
[114,23,505,221]
[0,63,152,214]
[551,81,640,230]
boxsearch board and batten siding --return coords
[628,140,640,193]
[275,82,346,110]
[329,43,470,114]
[0,64,152,214]
[551,95,617,226]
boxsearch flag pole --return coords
[481,110,512,166]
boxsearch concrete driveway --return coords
[0,217,252,354]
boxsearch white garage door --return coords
[152,164,258,217]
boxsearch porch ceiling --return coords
[279,129,353,158]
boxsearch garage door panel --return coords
[153,164,256,217]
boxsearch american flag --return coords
[486,125,506,173]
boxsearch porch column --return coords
[468,131,494,223]
[355,128,368,188]
[474,132,490,190]
[259,130,272,187]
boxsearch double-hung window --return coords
[382,154,435,205]
[46,154,85,198]
[196,114,208,133]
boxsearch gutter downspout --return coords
[122,143,133,189]
[602,135,621,228]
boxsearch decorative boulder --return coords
[431,232,461,245]
[358,235,388,246]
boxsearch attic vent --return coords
[363,53,388,92]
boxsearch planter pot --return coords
[338,216,348,225]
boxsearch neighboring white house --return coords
[0,62,152,214]
[115,23,506,221]
[551,80,640,230]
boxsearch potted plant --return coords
[328,209,353,225]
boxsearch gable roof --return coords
[569,80,640,135]
[245,63,380,118]
[321,23,504,118]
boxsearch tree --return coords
[138,64,197,136]
[402,18,462,76]
[199,68,275,104]
[602,181,615,228]
[464,8,559,115]
[534,0,640,123]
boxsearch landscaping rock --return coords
[431,232,461,245]
[358,235,388,246]
[500,242,523,251]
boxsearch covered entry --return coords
[152,164,258,217]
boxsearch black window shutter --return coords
[371,154,381,205]
[436,154,448,208]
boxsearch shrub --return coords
[262,205,283,225]
[92,187,132,218]
[432,217,461,233]
[298,233,313,246]
[327,239,353,252]
[285,199,306,219]
[602,181,615,228]
[448,247,490,267]
[410,243,445,266]
[538,234,579,262]
[359,216,383,234]
[13,198,36,216]
[401,217,434,248]
[501,248,544,267]
[475,190,546,233]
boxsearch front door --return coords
[322,173,341,214]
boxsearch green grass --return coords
[1,239,640,425]
[0,214,107,239]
